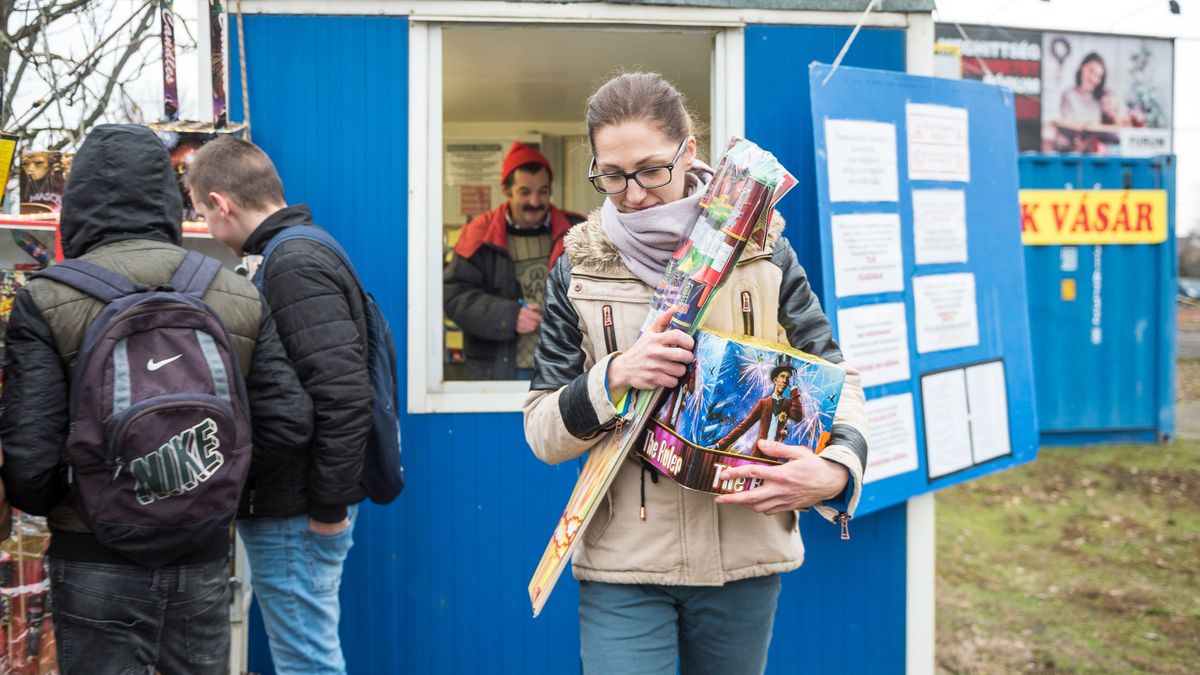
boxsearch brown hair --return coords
[185,136,285,211]
[585,72,693,152]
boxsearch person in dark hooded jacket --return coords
[0,124,312,675]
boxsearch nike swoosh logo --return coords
[147,354,183,371]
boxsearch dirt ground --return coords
[935,336,1199,672]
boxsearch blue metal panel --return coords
[744,25,906,299]
[231,16,583,674]
[747,25,908,674]
[1019,155,1176,445]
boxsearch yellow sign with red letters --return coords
[1019,190,1167,245]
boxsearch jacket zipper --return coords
[602,305,617,355]
[836,512,852,540]
[740,291,755,337]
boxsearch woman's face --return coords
[1080,60,1105,92]
[592,119,696,213]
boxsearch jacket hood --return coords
[60,124,182,258]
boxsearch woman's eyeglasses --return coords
[588,137,688,195]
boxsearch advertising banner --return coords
[1020,189,1168,245]
[934,25,1174,156]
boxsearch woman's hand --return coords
[607,307,694,400]
[713,440,849,515]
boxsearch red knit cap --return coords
[501,141,553,184]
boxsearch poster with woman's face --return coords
[1041,32,1173,155]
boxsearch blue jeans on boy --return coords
[237,505,358,675]
[48,557,231,675]
[578,575,782,675]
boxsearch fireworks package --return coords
[149,121,247,221]
[640,330,845,494]
[148,1,244,221]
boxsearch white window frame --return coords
[406,21,745,413]
[230,1,914,414]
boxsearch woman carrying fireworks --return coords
[523,72,868,674]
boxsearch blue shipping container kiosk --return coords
[1019,155,1177,447]
[218,2,1037,673]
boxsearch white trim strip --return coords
[906,493,936,675]
[406,21,430,413]
[239,1,912,27]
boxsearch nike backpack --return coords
[36,251,252,567]
[256,226,404,504]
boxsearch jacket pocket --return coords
[739,291,755,337]
[584,491,614,546]
[725,279,764,338]
[601,305,618,355]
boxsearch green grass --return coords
[935,440,1200,673]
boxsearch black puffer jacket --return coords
[240,205,371,523]
[0,124,312,566]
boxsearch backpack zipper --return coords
[836,512,852,540]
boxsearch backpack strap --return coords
[256,226,364,293]
[168,250,222,298]
[34,259,140,303]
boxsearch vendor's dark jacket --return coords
[240,204,372,523]
[443,202,584,380]
[0,124,312,566]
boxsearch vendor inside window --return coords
[443,142,586,381]
[437,24,711,383]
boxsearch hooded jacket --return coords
[0,125,312,566]
[239,204,372,523]
[444,202,584,380]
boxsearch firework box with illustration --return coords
[640,330,845,494]
[18,150,70,215]
[149,121,248,221]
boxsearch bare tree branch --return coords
[55,2,155,149]
[10,0,93,44]
[7,0,156,141]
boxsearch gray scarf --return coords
[601,162,715,285]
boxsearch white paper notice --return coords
[912,189,968,265]
[907,103,970,182]
[966,361,1012,463]
[864,393,919,483]
[837,303,911,387]
[913,273,979,353]
[444,143,504,186]
[831,212,904,297]
[824,119,899,203]
[921,369,973,479]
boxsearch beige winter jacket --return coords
[523,213,869,586]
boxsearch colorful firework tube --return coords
[209,0,227,128]
[25,591,44,662]
[10,231,50,267]
[160,2,179,121]
[529,137,795,618]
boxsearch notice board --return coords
[809,63,1039,515]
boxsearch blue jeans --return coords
[236,506,358,675]
[579,575,782,675]
[47,557,230,675]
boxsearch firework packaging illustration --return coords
[528,138,796,617]
[641,330,845,494]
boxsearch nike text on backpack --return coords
[256,226,404,504]
[35,252,252,567]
